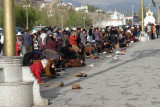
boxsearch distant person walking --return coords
[151,24,155,39]
[23,30,32,53]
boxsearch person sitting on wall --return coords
[30,58,49,84]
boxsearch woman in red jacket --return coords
[70,31,78,46]
[30,59,48,84]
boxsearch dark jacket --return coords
[89,29,93,36]
[47,37,61,52]
[23,33,32,46]
[62,34,69,47]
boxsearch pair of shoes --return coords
[49,75,57,78]
[114,55,120,60]
[81,63,86,67]
[74,72,87,77]
[106,55,112,58]
[116,51,125,55]
[60,67,66,70]
[94,57,99,59]
[55,73,61,76]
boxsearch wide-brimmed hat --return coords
[32,30,37,34]
[65,27,69,31]
[72,27,77,31]
[16,32,22,36]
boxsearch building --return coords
[75,5,88,13]
[101,9,137,27]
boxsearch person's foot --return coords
[49,75,57,78]
[55,73,61,76]
[60,67,66,70]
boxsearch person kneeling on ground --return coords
[30,58,49,84]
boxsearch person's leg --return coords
[89,36,93,43]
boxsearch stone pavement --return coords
[40,39,160,107]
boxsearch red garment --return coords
[70,35,78,46]
[16,42,19,56]
[30,61,43,83]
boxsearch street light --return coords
[96,9,103,27]
[83,17,86,28]
[139,0,149,42]
[152,0,159,24]
[141,0,144,32]
[132,5,134,26]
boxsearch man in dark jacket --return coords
[156,24,159,38]
[89,26,94,42]
[23,30,32,53]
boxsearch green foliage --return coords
[15,4,26,28]
[88,5,98,13]
[66,10,78,27]
[138,6,146,20]
[0,4,93,30]
[0,9,2,27]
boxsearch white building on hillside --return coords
[101,9,133,27]
[75,5,88,13]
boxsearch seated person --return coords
[47,33,61,52]
[70,31,81,53]
[30,59,49,84]
[84,42,95,56]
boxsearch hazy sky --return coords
[46,0,158,14]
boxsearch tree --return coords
[138,6,147,20]
[88,5,98,13]
[15,4,26,28]
[0,9,2,27]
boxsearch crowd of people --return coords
[1,24,159,84]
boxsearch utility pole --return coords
[141,0,144,32]
[132,5,134,26]
[83,17,86,28]
[157,0,159,24]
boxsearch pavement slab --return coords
[40,39,160,107]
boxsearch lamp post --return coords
[132,5,134,26]
[139,0,149,42]
[152,0,159,24]
[83,17,86,28]
[157,0,159,24]
[141,0,144,32]
[96,9,103,27]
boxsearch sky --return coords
[46,0,158,14]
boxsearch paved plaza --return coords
[40,39,160,107]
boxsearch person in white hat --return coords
[16,32,24,56]
[65,27,70,31]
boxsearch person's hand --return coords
[40,81,45,85]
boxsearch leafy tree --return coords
[0,9,2,27]
[15,4,26,28]
[138,6,147,20]
[88,5,98,13]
